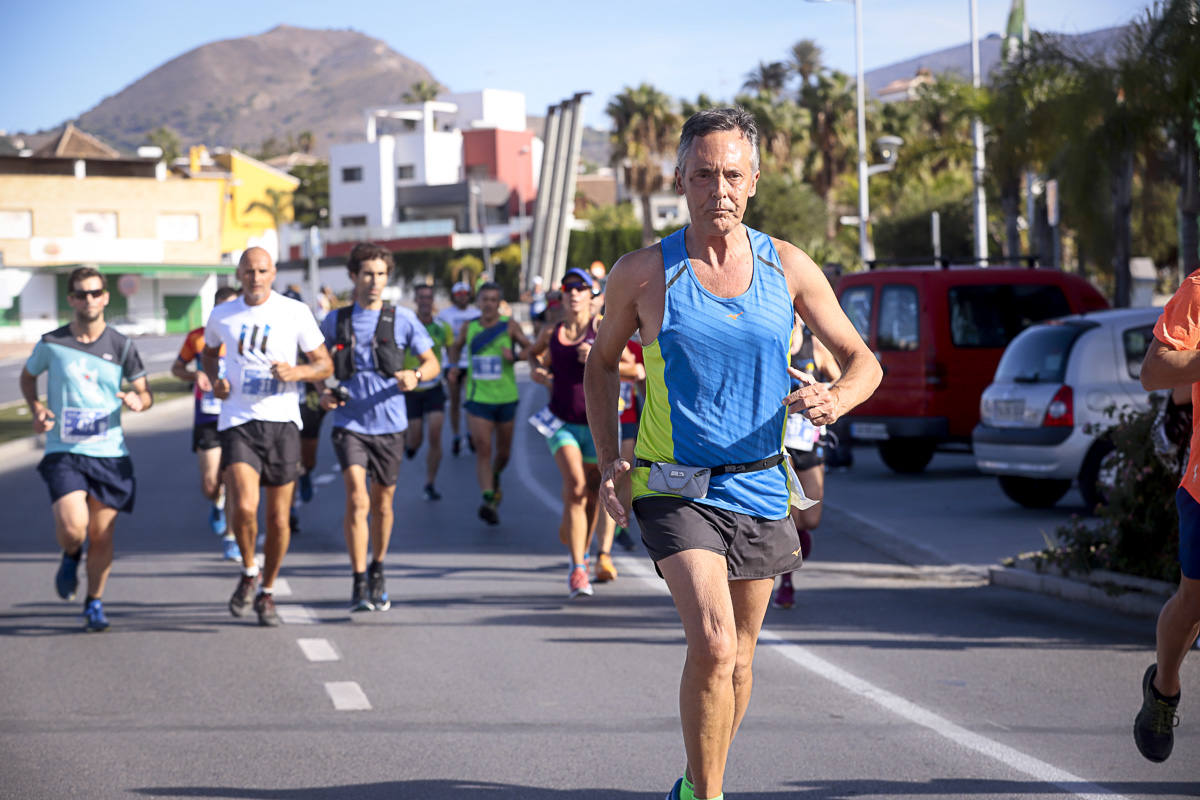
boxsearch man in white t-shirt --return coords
[203,247,333,627]
[436,282,481,456]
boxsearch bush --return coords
[1038,397,1181,583]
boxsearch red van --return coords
[835,266,1109,473]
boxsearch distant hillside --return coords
[70,25,439,156]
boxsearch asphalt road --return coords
[0,374,1196,799]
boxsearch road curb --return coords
[987,562,1171,618]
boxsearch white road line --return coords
[273,578,292,597]
[313,474,336,486]
[277,604,316,625]
[324,681,371,710]
[512,386,1129,800]
[297,638,340,662]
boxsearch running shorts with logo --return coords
[25,324,146,512]
[332,428,405,487]
[631,225,800,579]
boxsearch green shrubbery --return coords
[1037,396,1182,583]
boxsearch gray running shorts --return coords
[332,427,405,487]
[633,495,802,580]
[220,420,301,487]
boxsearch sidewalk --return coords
[0,340,33,361]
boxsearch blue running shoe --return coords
[55,550,81,601]
[209,504,227,535]
[298,471,314,503]
[222,535,240,562]
[666,778,684,800]
[82,599,109,632]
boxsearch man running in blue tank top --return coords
[585,107,882,800]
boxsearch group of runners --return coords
[20,106,1196,797]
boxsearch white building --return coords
[330,90,536,232]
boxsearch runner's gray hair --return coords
[676,107,760,175]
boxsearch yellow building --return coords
[186,146,300,262]
[0,125,234,339]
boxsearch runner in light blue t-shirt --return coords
[19,268,153,632]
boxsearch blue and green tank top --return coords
[465,317,517,404]
[633,225,794,519]
[24,324,147,457]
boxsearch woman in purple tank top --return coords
[527,267,604,599]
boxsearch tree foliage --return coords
[606,84,680,247]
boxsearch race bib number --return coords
[61,407,110,444]
[241,367,281,397]
[618,382,634,414]
[528,405,565,438]
[199,391,222,416]
[472,355,502,381]
[784,412,823,452]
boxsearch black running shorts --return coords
[38,452,136,513]
[220,420,301,486]
[192,421,221,453]
[331,427,405,487]
[405,383,447,420]
[633,495,802,580]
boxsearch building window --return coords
[0,210,32,239]
[397,164,415,180]
[341,166,363,183]
[74,211,118,238]
[340,216,368,228]
[156,213,200,242]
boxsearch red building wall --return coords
[462,128,536,217]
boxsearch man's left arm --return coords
[777,239,881,425]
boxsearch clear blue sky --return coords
[0,0,1148,135]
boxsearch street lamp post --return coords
[808,0,872,266]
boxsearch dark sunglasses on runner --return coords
[561,282,590,293]
[70,289,107,300]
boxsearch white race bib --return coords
[784,412,823,452]
[241,367,282,397]
[528,405,565,438]
[472,355,503,381]
[61,407,110,444]
[199,391,222,415]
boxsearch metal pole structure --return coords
[853,0,872,266]
[306,225,320,312]
[931,211,941,263]
[551,92,590,286]
[526,104,560,291]
[539,101,573,288]
[969,0,989,264]
[471,182,493,276]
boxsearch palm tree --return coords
[800,71,859,242]
[403,80,444,103]
[245,187,294,262]
[736,92,811,179]
[789,39,824,89]
[607,84,679,247]
[742,61,789,98]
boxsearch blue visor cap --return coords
[561,268,596,290]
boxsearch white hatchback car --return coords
[973,306,1162,510]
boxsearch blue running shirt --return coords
[24,325,147,457]
[633,226,795,519]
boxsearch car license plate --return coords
[850,422,889,441]
[993,399,1025,420]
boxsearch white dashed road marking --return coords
[273,578,292,596]
[277,604,316,625]
[297,638,340,662]
[325,681,371,710]
[313,474,336,486]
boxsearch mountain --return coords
[71,25,438,156]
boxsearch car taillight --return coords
[1042,385,1074,427]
